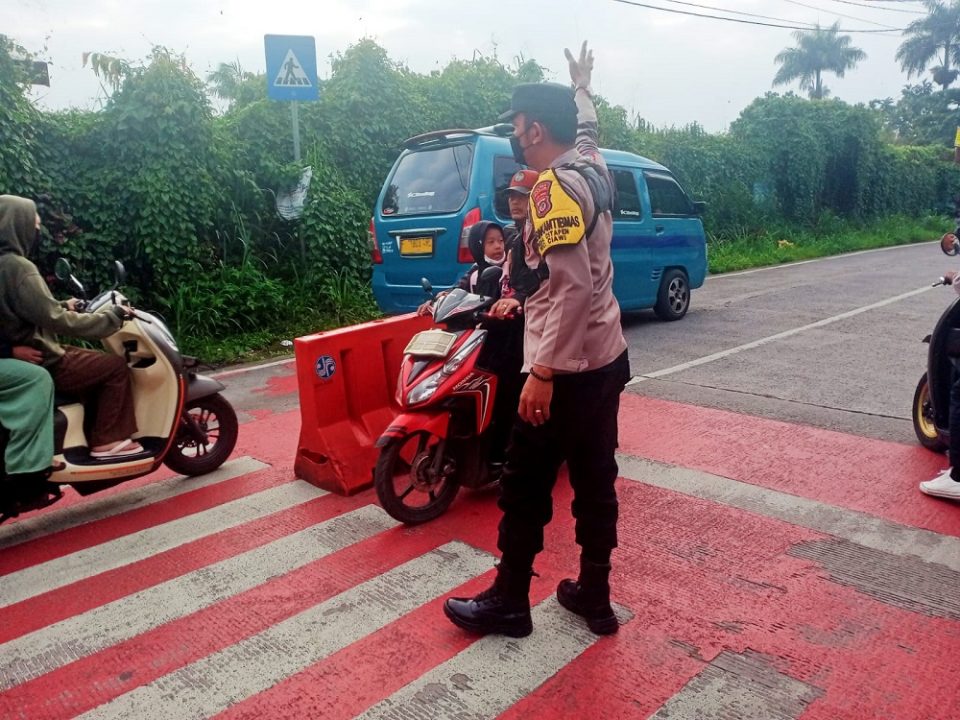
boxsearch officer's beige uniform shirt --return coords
[522,88,627,374]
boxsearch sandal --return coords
[90,439,144,459]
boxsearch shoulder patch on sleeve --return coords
[529,169,586,256]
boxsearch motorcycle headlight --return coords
[443,330,486,375]
[406,369,444,406]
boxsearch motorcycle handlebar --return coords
[478,310,519,322]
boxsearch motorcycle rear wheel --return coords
[163,393,239,476]
[913,373,947,452]
[374,430,460,524]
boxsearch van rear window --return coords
[382,144,474,216]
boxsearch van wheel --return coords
[654,269,689,321]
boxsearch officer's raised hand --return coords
[565,41,593,89]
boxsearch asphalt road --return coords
[622,241,951,445]
[217,240,952,447]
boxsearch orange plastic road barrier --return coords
[294,313,432,495]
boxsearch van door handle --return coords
[654,224,665,234]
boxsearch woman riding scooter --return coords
[0,195,140,459]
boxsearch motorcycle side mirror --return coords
[421,277,434,296]
[113,260,127,287]
[53,257,86,299]
[477,266,503,297]
[941,233,960,256]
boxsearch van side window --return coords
[610,168,642,220]
[493,155,523,219]
[644,172,694,217]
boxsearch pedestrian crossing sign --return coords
[264,35,318,101]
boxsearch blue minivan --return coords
[371,128,707,320]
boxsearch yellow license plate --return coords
[399,236,433,256]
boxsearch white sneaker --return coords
[919,469,960,500]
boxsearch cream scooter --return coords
[0,259,238,520]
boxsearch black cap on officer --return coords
[498,82,577,144]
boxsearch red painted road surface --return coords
[1,370,959,719]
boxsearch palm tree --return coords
[206,60,252,102]
[773,22,867,100]
[896,0,960,90]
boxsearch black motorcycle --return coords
[912,231,960,452]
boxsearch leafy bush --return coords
[3,36,959,364]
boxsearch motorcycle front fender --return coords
[186,373,226,402]
[376,411,450,448]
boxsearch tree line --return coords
[0,28,957,358]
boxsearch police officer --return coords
[444,42,630,637]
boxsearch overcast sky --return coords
[6,0,930,132]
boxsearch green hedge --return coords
[2,35,958,359]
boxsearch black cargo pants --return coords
[497,350,630,570]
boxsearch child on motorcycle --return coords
[417,221,509,313]
[417,220,538,468]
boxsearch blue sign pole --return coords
[264,35,319,163]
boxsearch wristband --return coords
[529,368,553,383]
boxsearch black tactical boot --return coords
[556,558,618,635]
[443,563,533,638]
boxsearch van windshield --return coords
[382,143,474,216]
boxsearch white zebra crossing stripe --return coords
[0,480,327,608]
[79,542,494,720]
[0,505,398,691]
[0,457,269,551]
[357,599,606,720]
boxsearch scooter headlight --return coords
[406,369,444,406]
[442,330,486,375]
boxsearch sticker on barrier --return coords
[315,355,337,380]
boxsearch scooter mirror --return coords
[941,233,960,256]
[53,257,72,281]
[421,277,433,296]
[54,257,86,299]
[477,266,503,298]
[113,260,127,286]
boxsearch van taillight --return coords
[369,217,383,264]
[458,207,481,263]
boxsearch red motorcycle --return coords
[374,272,507,524]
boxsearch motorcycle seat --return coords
[54,391,83,407]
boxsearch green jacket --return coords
[0,195,123,367]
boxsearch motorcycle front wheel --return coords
[374,430,460,524]
[163,393,239,476]
[913,373,947,452]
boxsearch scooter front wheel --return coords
[374,430,460,524]
[913,373,947,452]
[163,393,239,476]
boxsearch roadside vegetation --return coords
[708,214,950,274]
[2,9,959,363]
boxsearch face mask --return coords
[484,253,505,267]
[510,126,533,166]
